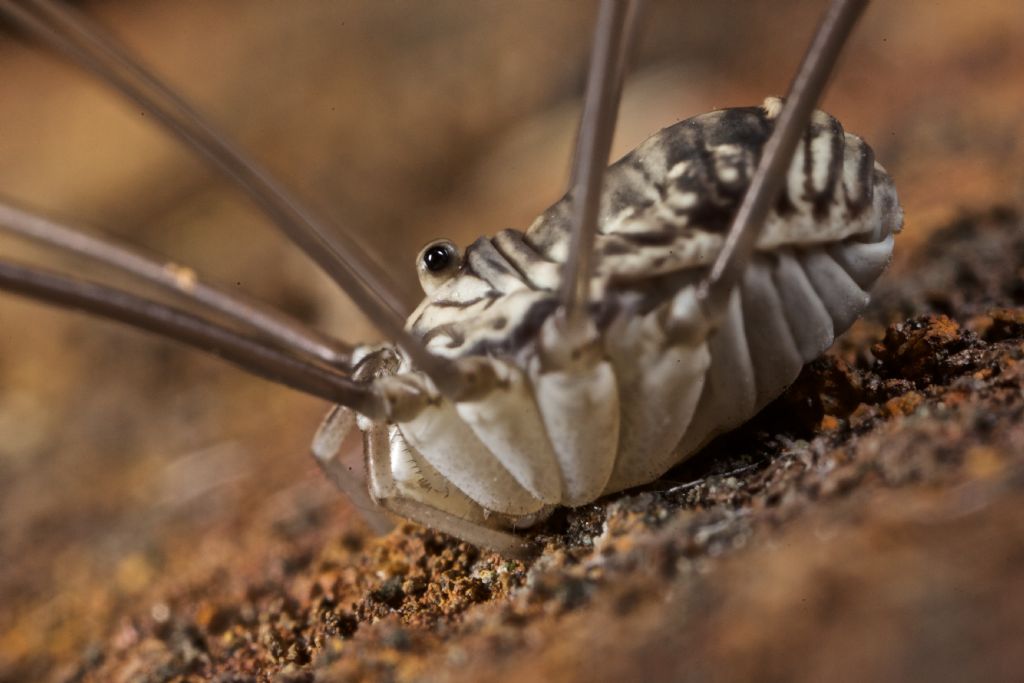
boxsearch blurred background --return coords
[0,1,1022,679]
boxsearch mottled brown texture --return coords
[2,2,1024,682]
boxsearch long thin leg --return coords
[0,0,457,389]
[671,0,870,341]
[560,0,643,337]
[0,258,387,417]
[567,0,645,190]
[0,199,352,368]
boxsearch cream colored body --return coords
[314,100,903,554]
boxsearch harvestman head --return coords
[0,0,891,558]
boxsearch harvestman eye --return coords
[416,239,462,295]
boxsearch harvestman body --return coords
[0,1,896,556]
[313,98,902,552]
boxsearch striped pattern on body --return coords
[409,98,900,361]
[366,98,903,522]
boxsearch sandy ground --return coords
[1,2,1023,682]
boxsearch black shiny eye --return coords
[422,244,453,272]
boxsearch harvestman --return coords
[0,0,899,557]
